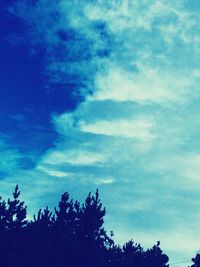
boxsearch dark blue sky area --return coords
[0,1,80,161]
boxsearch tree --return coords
[0,185,170,267]
[191,254,200,267]
[0,185,27,231]
[144,241,169,267]
[79,190,106,241]
[0,185,27,266]
[75,190,110,267]
[122,240,144,267]
[54,192,79,266]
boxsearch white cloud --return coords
[79,117,154,140]
[36,165,68,177]
[92,176,115,185]
[41,149,106,166]
[90,66,192,104]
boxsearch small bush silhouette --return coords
[0,185,169,267]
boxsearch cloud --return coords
[148,153,200,188]
[40,149,107,166]
[90,66,193,104]
[79,117,154,140]
[6,0,200,264]
[36,165,68,178]
[0,136,24,176]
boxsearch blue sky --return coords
[1,0,200,265]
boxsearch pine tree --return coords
[0,185,171,267]
[79,190,106,242]
[144,241,169,267]
[0,185,27,266]
[122,240,144,267]
[0,185,27,231]
[54,192,79,266]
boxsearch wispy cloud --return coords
[0,136,24,176]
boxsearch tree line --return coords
[0,185,198,267]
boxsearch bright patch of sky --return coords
[1,0,200,265]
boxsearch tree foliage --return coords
[0,185,169,267]
[191,254,200,267]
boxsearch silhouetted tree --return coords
[144,241,169,267]
[54,192,79,267]
[107,244,123,267]
[27,207,55,267]
[0,186,170,267]
[75,189,110,267]
[122,240,144,267]
[0,185,27,266]
[0,185,27,230]
[191,254,200,267]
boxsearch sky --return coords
[1,0,200,266]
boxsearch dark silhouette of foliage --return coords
[144,241,169,267]
[0,185,27,231]
[190,254,200,267]
[0,185,27,267]
[0,185,169,267]
[122,240,144,266]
